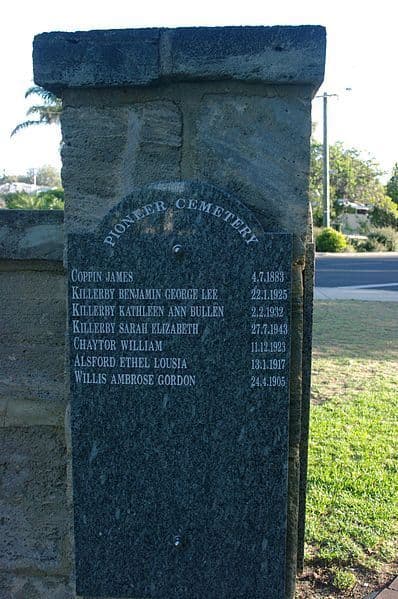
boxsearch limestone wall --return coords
[0,210,74,598]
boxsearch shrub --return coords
[312,226,323,242]
[343,242,357,253]
[368,227,398,252]
[332,569,357,591]
[358,238,386,252]
[315,227,348,252]
[3,189,64,210]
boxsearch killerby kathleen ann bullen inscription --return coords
[68,181,292,599]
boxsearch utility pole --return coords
[316,89,350,228]
[320,92,337,227]
[322,93,331,227]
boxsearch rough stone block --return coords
[164,26,326,88]
[0,573,73,599]
[33,26,326,93]
[0,210,63,262]
[119,101,182,191]
[195,92,311,242]
[61,101,182,232]
[0,428,68,573]
[61,106,128,202]
[2,398,66,427]
[0,270,65,404]
[34,28,160,91]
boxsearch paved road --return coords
[315,253,398,289]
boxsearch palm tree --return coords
[11,86,62,137]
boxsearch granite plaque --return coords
[68,181,292,598]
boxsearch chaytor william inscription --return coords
[68,181,292,598]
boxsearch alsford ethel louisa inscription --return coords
[68,182,292,599]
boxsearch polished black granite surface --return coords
[68,182,292,598]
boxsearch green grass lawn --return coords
[304,301,398,592]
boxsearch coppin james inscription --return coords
[68,181,292,599]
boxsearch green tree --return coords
[0,166,61,187]
[27,165,61,187]
[11,86,62,137]
[310,140,391,226]
[0,172,18,184]
[386,162,398,205]
[369,196,398,228]
[329,143,386,205]
[0,170,31,184]
[309,139,324,225]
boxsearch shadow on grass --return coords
[313,301,398,361]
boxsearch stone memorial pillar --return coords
[34,26,325,599]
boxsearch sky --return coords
[1,0,397,181]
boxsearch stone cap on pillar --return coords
[33,26,326,94]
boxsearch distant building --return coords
[0,182,53,195]
[336,198,370,214]
[335,198,371,234]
